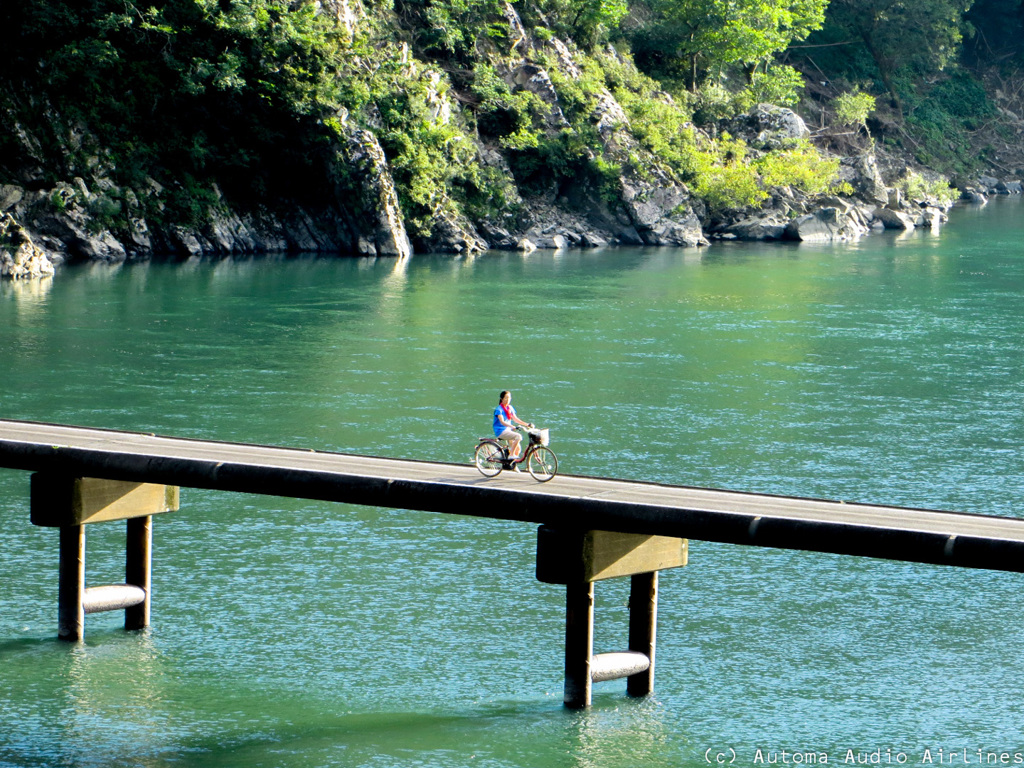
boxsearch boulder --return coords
[416,210,487,254]
[885,187,903,210]
[872,207,917,230]
[721,216,787,241]
[726,104,810,149]
[0,185,24,212]
[534,234,568,249]
[31,208,128,262]
[978,175,1000,192]
[619,179,707,247]
[996,180,1023,194]
[642,218,708,247]
[167,226,208,257]
[783,207,866,242]
[838,154,889,206]
[580,231,608,248]
[478,222,518,250]
[918,207,948,229]
[0,214,56,279]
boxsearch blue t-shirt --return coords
[493,404,517,437]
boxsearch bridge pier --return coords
[627,571,658,698]
[32,475,178,641]
[57,523,86,641]
[537,527,686,708]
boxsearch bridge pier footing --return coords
[537,527,685,708]
[32,475,178,641]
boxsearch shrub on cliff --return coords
[2,0,347,221]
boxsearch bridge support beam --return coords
[32,475,178,641]
[537,527,685,708]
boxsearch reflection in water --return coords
[80,261,126,281]
[566,701,673,768]
[62,632,175,765]
[374,255,410,327]
[2,274,53,319]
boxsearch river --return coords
[2,198,1024,767]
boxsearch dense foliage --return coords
[1,0,350,220]
[0,0,1018,242]
[626,0,827,92]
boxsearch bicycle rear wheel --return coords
[474,441,504,477]
[527,446,558,482]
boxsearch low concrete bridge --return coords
[3,418,1024,707]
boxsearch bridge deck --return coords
[2,419,1024,573]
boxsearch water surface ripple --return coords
[2,199,1023,767]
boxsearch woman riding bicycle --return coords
[476,391,557,481]
[493,390,533,463]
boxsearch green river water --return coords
[3,198,1024,767]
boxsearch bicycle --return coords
[473,426,558,482]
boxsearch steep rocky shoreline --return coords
[1,2,1016,281]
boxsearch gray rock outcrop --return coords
[872,207,917,230]
[726,104,810,149]
[335,128,412,259]
[537,39,708,248]
[415,208,488,254]
[839,154,889,206]
[783,207,868,242]
[1,213,56,279]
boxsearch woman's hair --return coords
[499,390,510,403]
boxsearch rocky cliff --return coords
[0,1,992,280]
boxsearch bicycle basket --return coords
[528,428,549,446]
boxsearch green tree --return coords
[393,0,507,61]
[539,0,630,46]
[964,0,1024,63]
[808,0,974,111]
[833,89,876,134]
[1,0,346,208]
[628,0,827,91]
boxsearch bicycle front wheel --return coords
[474,441,504,477]
[527,446,558,482]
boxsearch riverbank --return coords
[1,3,1019,280]
[1,125,1009,280]
[0,147,984,281]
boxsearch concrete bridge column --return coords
[31,475,178,641]
[536,526,686,708]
